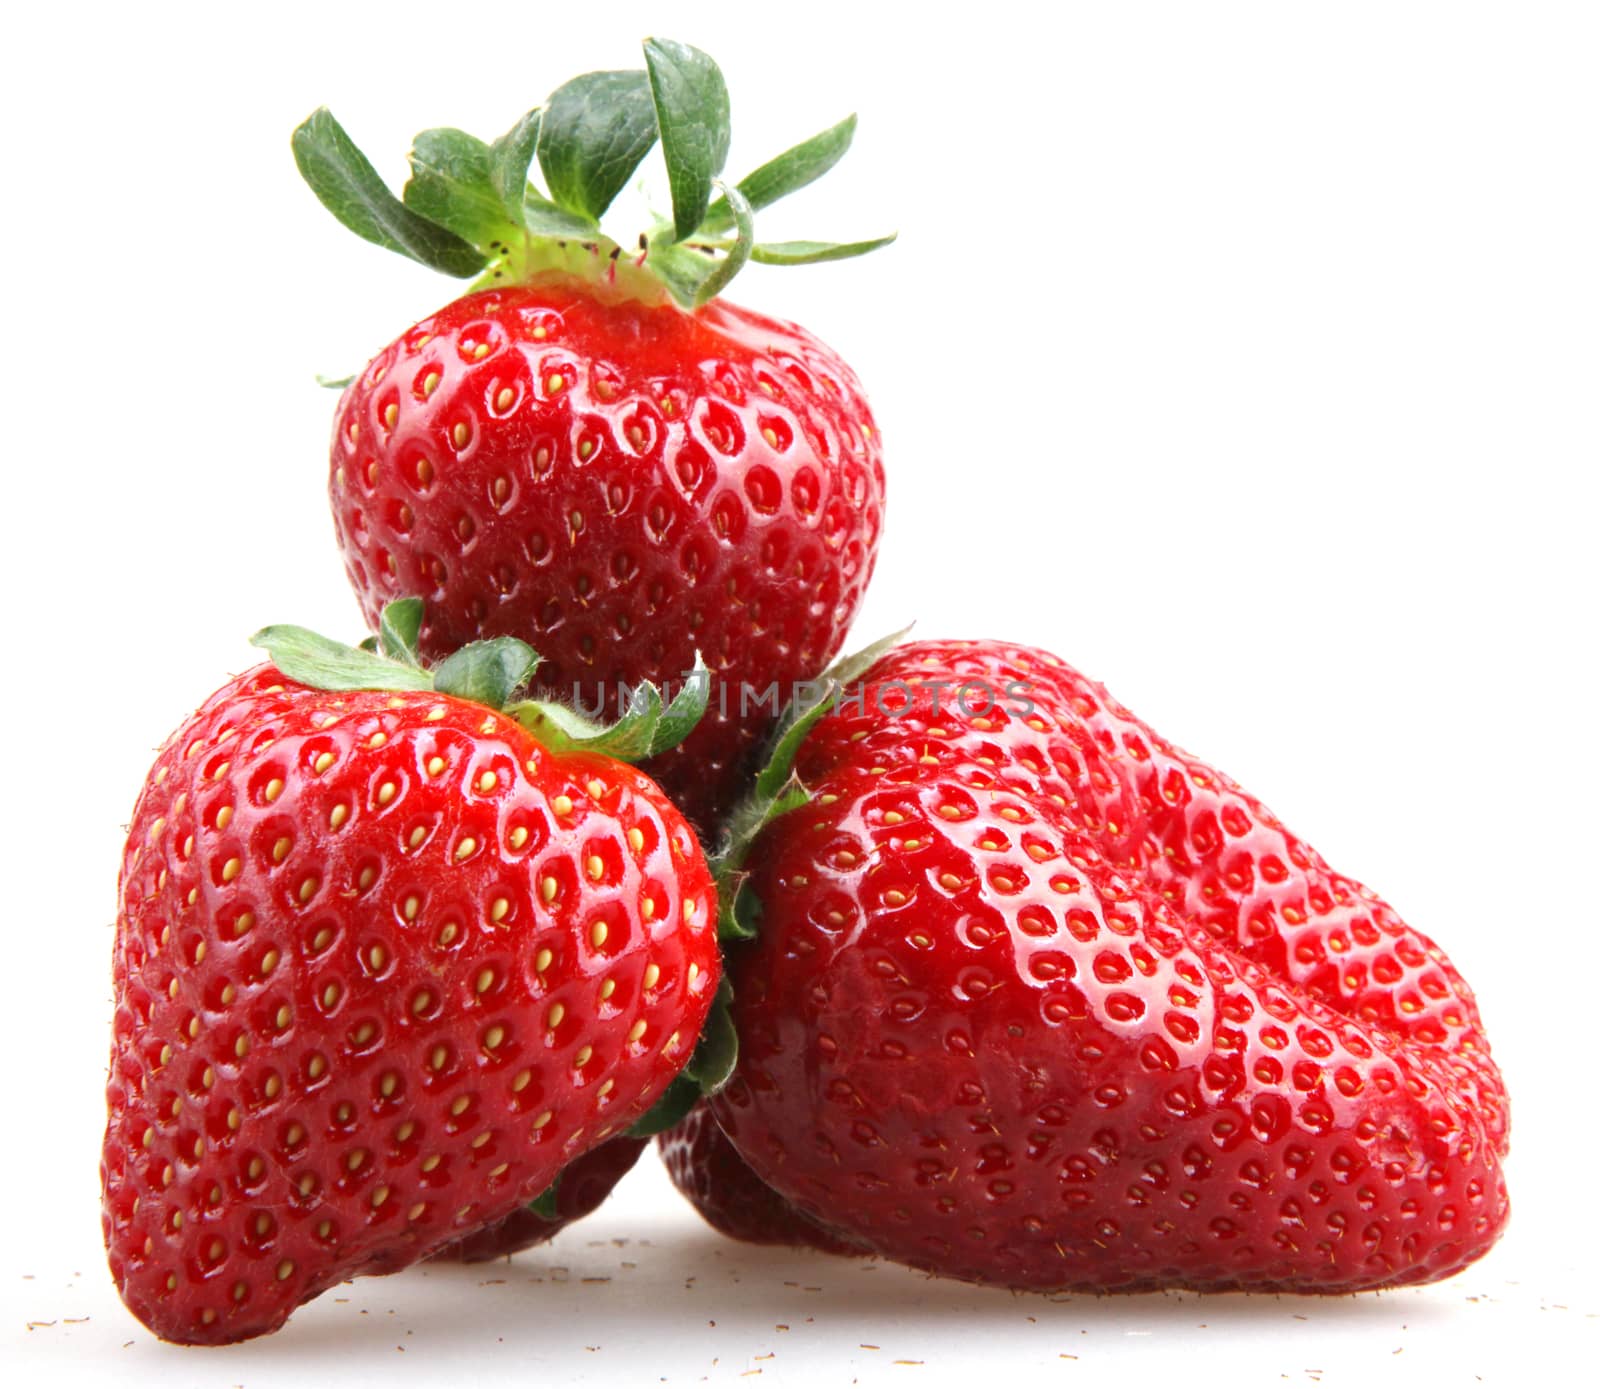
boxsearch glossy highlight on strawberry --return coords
[710,640,1508,1293]
[102,660,718,1343]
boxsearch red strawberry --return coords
[102,606,719,1343]
[294,39,892,830]
[708,640,1509,1293]
[658,1101,863,1255]
[436,1133,647,1263]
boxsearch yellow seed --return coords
[384,402,398,429]
[277,1260,295,1281]
[377,782,396,805]
[371,1186,389,1208]
[221,858,241,882]
[358,866,376,890]
[478,771,497,793]
[642,896,656,920]
[274,1004,291,1028]
[573,1045,592,1067]
[437,922,459,947]
[626,827,644,853]
[215,806,233,831]
[534,948,552,973]
[408,1202,426,1221]
[490,897,509,923]
[495,387,514,411]
[540,876,558,902]
[272,837,291,863]
[643,963,660,989]
[484,1025,505,1050]
[264,778,283,803]
[683,898,697,923]
[452,422,468,447]
[547,1003,565,1029]
[532,1110,553,1130]
[475,968,495,994]
[509,826,529,849]
[586,855,604,880]
[307,1054,325,1078]
[396,1121,415,1142]
[298,877,318,903]
[412,989,433,1015]
[313,751,335,774]
[600,977,616,1000]
[408,826,426,848]
[426,756,445,777]
[455,837,477,862]
[597,1079,614,1098]
[421,1154,441,1172]
[470,1130,491,1148]
[510,1069,532,1092]
[329,804,349,830]
[402,896,419,922]
[552,795,574,816]
[586,779,605,799]
[421,371,440,397]
[380,1072,398,1097]
[591,920,608,948]
[546,373,564,393]
[627,1019,647,1043]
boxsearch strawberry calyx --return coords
[292,37,894,310]
[249,598,709,765]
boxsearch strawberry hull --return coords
[710,642,1508,1293]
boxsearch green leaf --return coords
[644,38,730,241]
[751,234,897,266]
[536,70,656,222]
[249,624,433,693]
[702,114,857,232]
[523,188,605,237]
[404,127,520,248]
[527,1177,561,1221]
[489,107,542,223]
[684,980,738,1092]
[509,657,710,763]
[430,638,540,709]
[653,181,754,308]
[292,108,486,277]
[627,1074,702,1138]
[377,598,424,666]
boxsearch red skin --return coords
[435,1132,648,1262]
[711,641,1508,1294]
[102,665,719,1343]
[658,1102,863,1255]
[329,277,885,831]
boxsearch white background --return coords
[3,2,1596,1384]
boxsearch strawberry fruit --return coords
[706,640,1509,1292]
[102,603,719,1342]
[658,1101,863,1255]
[294,39,891,830]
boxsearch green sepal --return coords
[315,373,354,390]
[249,623,434,693]
[291,108,486,278]
[626,1073,701,1137]
[377,598,425,666]
[702,113,857,232]
[527,1177,561,1222]
[653,181,754,309]
[403,128,522,249]
[536,70,655,223]
[431,638,539,709]
[507,656,709,761]
[644,38,730,242]
[489,107,542,223]
[712,627,911,943]
[752,235,897,266]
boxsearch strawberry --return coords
[102,603,720,1343]
[436,1133,647,1263]
[706,639,1509,1293]
[658,1101,863,1255]
[294,38,892,830]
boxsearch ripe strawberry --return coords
[294,38,892,830]
[707,640,1509,1293]
[436,1133,647,1263]
[102,605,720,1343]
[658,1101,863,1255]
